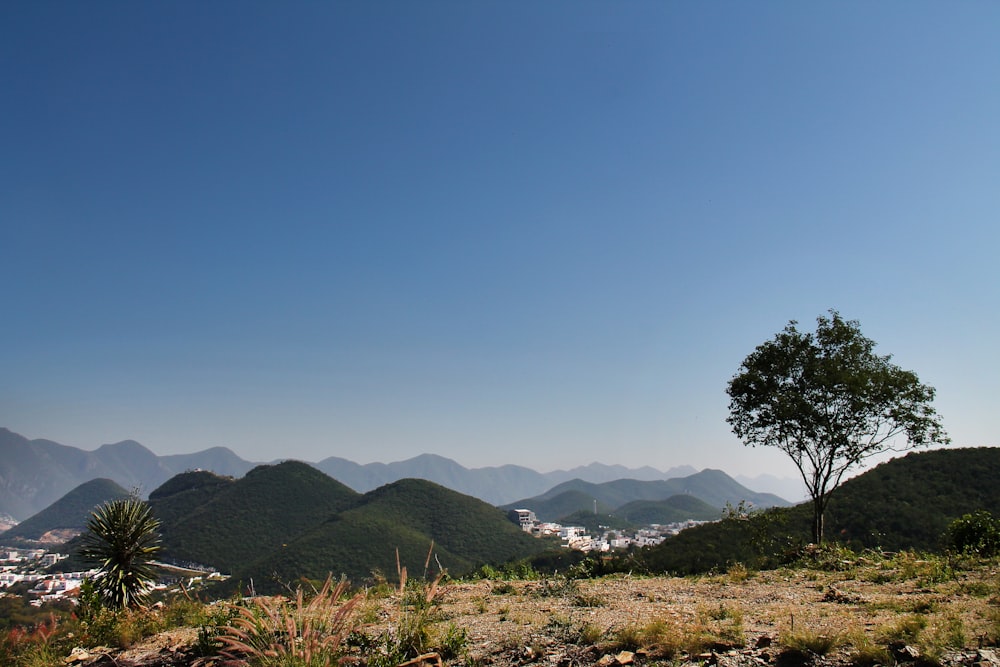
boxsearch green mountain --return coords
[505,469,788,521]
[241,478,548,589]
[616,494,721,525]
[517,489,618,522]
[146,463,547,592]
[637,447,1000,575]
[150,461,359,570]
[0,478,130,543]
[553,495,722,532]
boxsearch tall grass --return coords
[213,574,361,667]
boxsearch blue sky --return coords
[2,2,997,481]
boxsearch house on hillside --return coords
[512,509,537,532]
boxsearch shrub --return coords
[364,547,448,667]
[947,511,1000,557]
[78,497,162,610]
[780,627,842,656]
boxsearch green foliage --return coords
[76,577,124,646]
[0,596,73,633]
[435,622,468,661]
[78,496,162,610]
[727,310,949,543]
[947,510,1000,557]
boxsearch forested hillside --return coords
[634,447,1000,575]
[239,478,547,589]
[134,463,549,592]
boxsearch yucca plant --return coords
[79,497,162,610]
[216,575,361,667]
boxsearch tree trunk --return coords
[812,497,825,544]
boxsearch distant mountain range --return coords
[503,469,790,523]
[0,428,255,521]
[0,427,794,520]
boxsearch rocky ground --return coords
[66,558,1000,667]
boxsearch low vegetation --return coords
[3,544,1000,667]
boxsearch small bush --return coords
[572,592,606,608]
[435,623,468,660]
[947,511,1000,557]
[780,627,842,656]
[876,614,926,645]
[726,562,752,583]
[576,622,605,646]
[852,647,891,667]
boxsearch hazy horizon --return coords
[3,4,996,481]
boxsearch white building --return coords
[512,509,537,532]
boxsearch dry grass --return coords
[407,556,1000,665]
[59,553,1000,667]
[211,574,362,667]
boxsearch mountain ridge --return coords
[0,427,793,519]
[503,469,791,522]
[145,464,546,592]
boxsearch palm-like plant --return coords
[78,497,162,610]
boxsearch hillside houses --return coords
[512,509,712,553]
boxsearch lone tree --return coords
[79,496,161,609]
[726,310,948,544]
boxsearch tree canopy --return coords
[726,310,948,543]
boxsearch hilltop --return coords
[143,462,546,591]
[0,478,129,544]
[150,460,359,572]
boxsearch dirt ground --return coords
[74,560,1000,667]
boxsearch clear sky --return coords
[2,3,997,481]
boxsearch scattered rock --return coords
[976,649,1000,667]
[889,642,921,662]
[397,653,443,667]
[823,586,864,604]
[615,650,635,665]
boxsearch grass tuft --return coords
[214,574,361,667]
